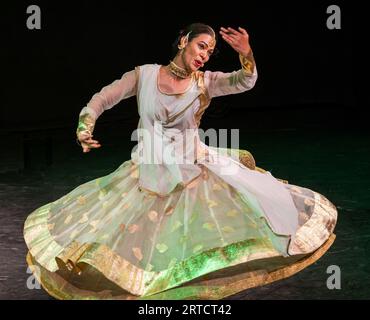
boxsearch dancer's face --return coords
[180,34,215,72]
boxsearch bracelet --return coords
[239,51,255,76]
[76,113,95,148]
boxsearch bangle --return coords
[239,51,255,76]
[76,112,95,148]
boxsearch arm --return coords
[205,51,257,98]
[76,69,138,152]
[205,26,257,98]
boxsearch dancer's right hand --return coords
[78,133,101,153]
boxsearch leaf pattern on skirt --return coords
[132,247,143,261]
[244,206,252,214]
[121,203,131,210]
[246,222,257,229]
[202,222,216,231]
[179,235,188,244]
[171,221,183,232]
[69,229,79,239]
[88,220,100,233]
[156,243,168,253]
[212,183,222,191]
[64,214,72,224]
[98,190,107,200]
[148,210,159,222]
[77,195,87,205]
[47,223,55,231]
[220,181,229,189]
[226,209,239,217]
[78,213,89,224]
[207,199,218,208]
[145,263,154,272]
[222,226,235,233]
[128,224,139,234]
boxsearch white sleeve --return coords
[79,68,138,120]
[205,53,258,98]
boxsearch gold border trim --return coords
[26,234,335,300]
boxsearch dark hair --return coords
[171,23,219,58]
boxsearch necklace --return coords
[169,60,193,79]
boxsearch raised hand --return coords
[219,27,252,57]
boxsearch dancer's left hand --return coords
[219,27,252,57]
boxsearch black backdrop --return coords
[0,0,366,131]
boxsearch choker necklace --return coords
[169,60,193,79]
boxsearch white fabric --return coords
[79,62,299,237]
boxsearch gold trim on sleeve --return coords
[239,51,255,76]
[76,113,96,146]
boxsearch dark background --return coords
[0,1,365,132]
[1,1,369,300]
